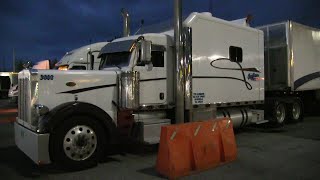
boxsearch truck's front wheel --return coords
[50,116,106,170]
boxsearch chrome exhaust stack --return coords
[174,0,185,123]
[121,8,130,37]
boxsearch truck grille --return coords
[18,76,31,124]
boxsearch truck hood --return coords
[36,69,118,95]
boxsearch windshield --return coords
[99,52,131,69]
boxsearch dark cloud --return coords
[0,0,319,70]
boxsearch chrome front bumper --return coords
[14,122,51,164]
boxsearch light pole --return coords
[12,48,15,72]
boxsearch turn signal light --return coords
[58,65,68,71]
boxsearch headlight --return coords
[35,104,49,116]
[58,65,69,71]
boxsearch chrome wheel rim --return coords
[292,102,301,120]
[276,104,286,123]
[63,125,97,161]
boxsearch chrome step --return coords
[138,118,171,125]
[255,120,269,124]
[139,118,171,144]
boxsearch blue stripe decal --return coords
[294,71,320,90]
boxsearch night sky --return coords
[0,0,319,70]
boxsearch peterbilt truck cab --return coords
[15,33,174,168]
[15,12,265,169]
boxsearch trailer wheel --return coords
[288,99,304,122]
[272,101,286,126]
[50,116,106,170]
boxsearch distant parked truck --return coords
[32,60,51,70]
[8,84,18,103]
[56,42,109,70]
[0,72,17,99]
[258,21,320,124]
[9,60,54,104]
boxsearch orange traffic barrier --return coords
[218,119,237,162]
[156,123,194,179]
[191,121,221,170]
[156,118,237,179]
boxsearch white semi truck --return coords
[56,42,108,70]
[14,10,265,168]
[14,2,320,169]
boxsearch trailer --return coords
[56,41,109,70]
[258,21,320,124]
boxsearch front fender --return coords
[40,101,117,142]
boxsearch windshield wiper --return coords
[112,64,121,70]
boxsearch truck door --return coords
[134,48,167,105]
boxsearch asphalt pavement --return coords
[0,99,320,179]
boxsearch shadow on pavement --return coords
[0,145,126,177]
[0,146,44,178]
[237,116,320,141]
[137,166,160,178]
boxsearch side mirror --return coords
[23,61,31,69]
[90,54,94,70]
[140,40,152,63]
[140,40,152,71]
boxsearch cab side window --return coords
[137,51,164,67]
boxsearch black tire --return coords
[288,98,304,122]
[271,101,287,126]
[50,116,106,170]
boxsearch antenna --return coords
[1,56,6,71]
[209,0,213,14]
[88,39,92,70]
[246,14,253,26]
[134,19,145,35]
[13,48,15,72]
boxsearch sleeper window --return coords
[229,46,243,63]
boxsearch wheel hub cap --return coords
[276,104,285,123]
[292,102,301,120]
[63,125,97,161]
